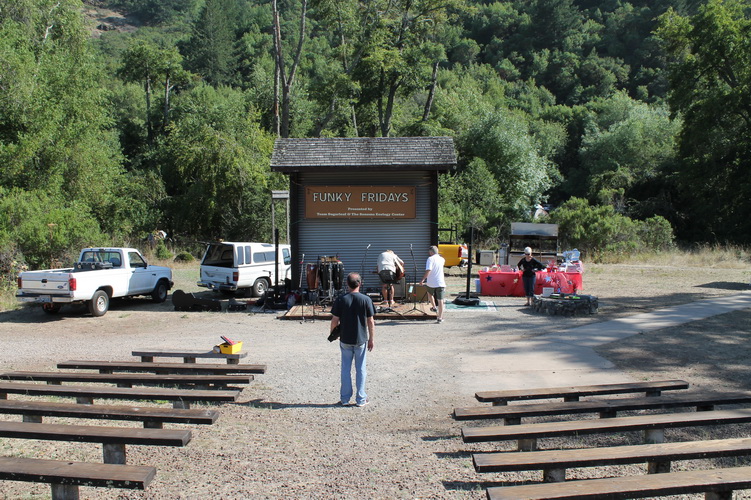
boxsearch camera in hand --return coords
[328,325,341,342]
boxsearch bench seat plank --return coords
[474,437,751,473]
[58,360,266,374]
[475,380,689,404]
[2,371,252,386]
[0,456,155,489]
[462,408,751,443]
[455,391,751,421]
[0,400,218,425]
[0,421,191,446]
[0,381,240,403]
[485,465,751,500]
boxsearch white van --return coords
[197,242,291,297]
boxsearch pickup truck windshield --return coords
[80,250,122,267]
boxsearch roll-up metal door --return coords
[295,171,434,291]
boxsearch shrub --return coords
[174,251,195,262]
[155,241,173,260]
[551,197,675,260]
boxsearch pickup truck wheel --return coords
[88,290,110,317]
[151,280,169,303]
[42,303,62,315]
[252,278,269,298]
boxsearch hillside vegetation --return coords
[1,0,750,276]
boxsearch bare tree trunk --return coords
[272,0,281,137]
[144,78,153,144]
[422,60,439,122]
[163,74,172,131]
[273,0,308,138]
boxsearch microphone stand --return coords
[360,244,371,288]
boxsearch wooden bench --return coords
[0,381,240,409]
[58,360,266,375]
[0,421,190,464]
[1,370,253,389]
[132,348,248,365]
[0,456,155,500]
[0,399,218,428]
[473,437,751,482]
[454,391,751,423]
[485,465,751,500]
[462,407,751,451]
[475,380,689,406]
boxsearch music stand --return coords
[403,244,429,316]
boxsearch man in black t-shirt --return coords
[330,272,375,407]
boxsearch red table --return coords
[478,270,583,297]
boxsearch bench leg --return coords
[647,460,671,473]
[144,420,164,429]
[183,357,197,363]
[517,438,537,451]
[23,415,43,423]
[117,383,133,388]
[504,417,521,425]
[227,358,239,365]
[173,400,191,409]
[706,491,733,500]
[48,380,62,385]
[645,389,661,397]
[141,356,154,362]
[51,483,80,500]
[599,410,617,418]
[644,428,665,444]
[563,396,580,402]
[0,392,6,399]
[76,396,94,405]
[103,443,127,464]
[697,404,715,412]
[98,369,113,374]
[543,468,565,482]
[491,400,508,406]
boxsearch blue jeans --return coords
[340,342,367,405]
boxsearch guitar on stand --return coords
[404,243,429,315]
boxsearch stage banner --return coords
[305,186,416,219]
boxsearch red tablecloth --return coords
[479,271,583,297]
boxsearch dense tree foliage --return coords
[0,0,749,272]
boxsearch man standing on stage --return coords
[376,249,404,307]
[420,245,446,323]
[330,272,375,407]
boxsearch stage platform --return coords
[279,301,436,321]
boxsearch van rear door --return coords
[198,243,236,290]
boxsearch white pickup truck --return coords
[197,242,291,297]
[16,248,173,317]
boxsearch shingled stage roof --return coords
[270,137,456,172]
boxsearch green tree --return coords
[657,0,751,243]
[0,0,132,237]
[157,84,278,240]
[118,40,191,143]
[182,0,239,86]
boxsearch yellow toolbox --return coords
[219,341,243,354]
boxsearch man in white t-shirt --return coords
[419,246,446,323]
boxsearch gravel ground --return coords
[0,263,750,499]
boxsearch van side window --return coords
[264,250,275,262]
[253,251,267,263]
[245,246,252,264]
[236,247,244,266]
[283,248,291,265]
